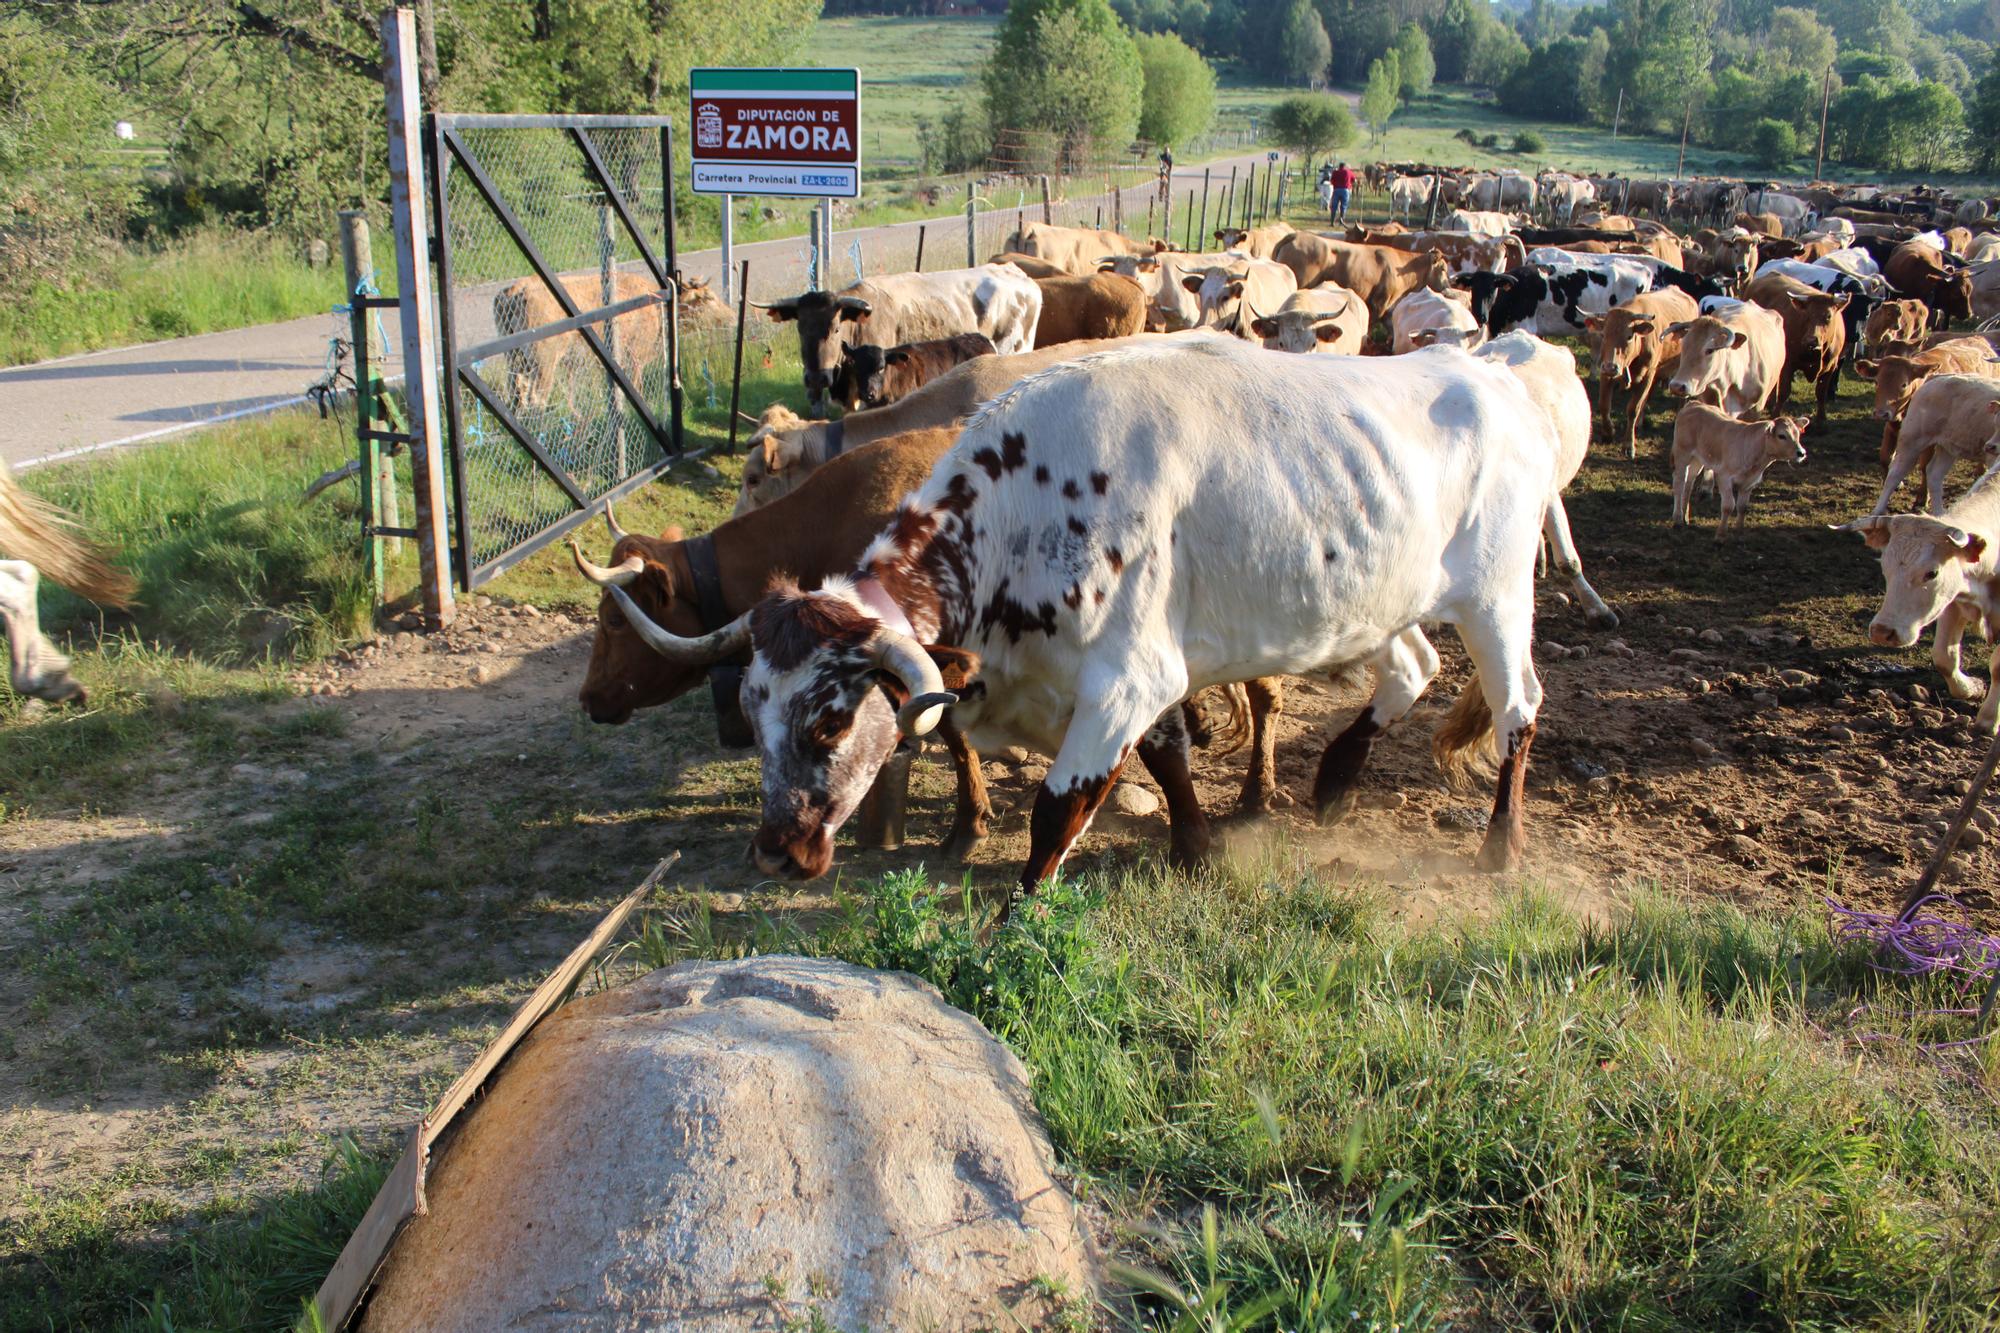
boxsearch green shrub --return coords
[1751,116,1800,168]
[1512,129,1547,153]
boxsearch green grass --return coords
[639,863,2000,1330]
[808,15,1000,171]
[0,230,350,368]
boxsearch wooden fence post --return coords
[727,259,750,455]
[1040,175,1052,224]
[1198,168,1211,243]
[966,183,977,268]
[382,5,454,628]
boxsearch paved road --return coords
[1,149,1291,471]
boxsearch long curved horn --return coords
[569,539,644,587]
[866,627,952,737]
[602,501,629,544]
[609,586,753,664]
[835,295,873,315]
[736,410,761,426]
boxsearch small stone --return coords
[1779,669,1817,687]
[1974,807,1997,833]
[1668,648,1707,664]
[473,595,494,609]
[983,761,1009,781]
[469,664,494,686]
[1604,638,1633,657]
[521,604,542,618]
[1752,691,1779,707]
[1906,683,1933,704]
[1585,775,1613,792]
[1437,804,1491,833]
[1961,824,1987,849]
[1358,791,1407,811]
[1111,783,1160,817]
[1949,778,1973,796]
[1724,833,1766,863]
[1689,737,1719,758]
[1826,724,1855,742]
[1674,625,1696,638]
[1539,640,1570,660]
[396,611,423,630]
[1697,628,1725,644]
[999,746,1032,765]
[1690,677,1712,694]
[1568,644,1590,660]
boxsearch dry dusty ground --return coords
[4,364,1996,1316]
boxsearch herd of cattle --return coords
[550,170,2000,906]
[7,165,2000,912]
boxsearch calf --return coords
[1272,236,1449,321]
[1584,288,1699,457]
[1841,473,2000,732]
[1740,272,1849,426]
[1348,227,1522,275]
[1670,404,1809,539]
[1664,301,1787,418]
[1390,286,1481,353]
[1032,273,1146,347]
[1872,377,2000,515]
[1254,285,1369,355]
[1863,298,1929,357]
[829,333,997,412]
[1186,258,1299,340]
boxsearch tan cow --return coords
[1856,337,2000,468]
[1100,250,1242,331]
[1862,298,1929,357]
[1272,235,1450,321]
[1885,240,1975,327]
[1740,272,1849,426]
[987,251,1069,280]
[493,270,668,407]
[1585,288,1699,457]
[1007,221,1160,275]
[1185,258,1298,339]
[1389,286,1480,353]
[1735,212,1784,238]
[1032,272,1147,347]
[1873,378,2000,516]
[1670,404,1809,539]
[1841,472,2000,731]
[1974,259,2000,323]
[1709,229,1761,289]
[1252,284,1369,354]
[1212,224,1294,260]
[1666,301,1787,418]
[1345,227,1522,275]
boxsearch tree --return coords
[1264,92,1358,162]
[1395,23,1437,98]
[1362,51,1401,143]
[983,0,1144,158]
[1135,31,1217,147]
[0,15,129,286]
[1501,37,1593,122]
[1465,21,1531,89]
[1431,0,1489,84]
[1763,7,1837,78]
[1750,116,1799,165]
[1271,0,1332,85]
[1971,59,2000,172]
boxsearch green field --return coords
[809,15,1000,171]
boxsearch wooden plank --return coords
[310,852,678,1330]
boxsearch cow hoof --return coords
[1473,833,1524,873]
[1584,607,1620,632]
[938,826,988,863]
[1314,790,1361,828]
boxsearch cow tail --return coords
[1209,682,1252,755]
[0,476,136,608]
[1431,672,1495,789]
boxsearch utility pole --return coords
[1677,96,1693,181]
[1815,62,1834,182]
[1611,87,1624,140]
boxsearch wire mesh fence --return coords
[431,118,677,582]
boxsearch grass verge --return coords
[0,231,349,368]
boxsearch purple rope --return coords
[1824,895,2000,1052]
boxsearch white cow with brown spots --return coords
[656,336,1560,897]
[1872,377,2000,516]
[1670,403,1808,539]
[1842,469,2000,731]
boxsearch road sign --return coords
[689,67,860,199]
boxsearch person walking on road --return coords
[1157,147,1174,207]
[1328,160,1356,225]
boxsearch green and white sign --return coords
[689,67,861,199]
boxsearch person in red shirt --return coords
[1328,161,1356,224]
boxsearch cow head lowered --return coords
[754,290,872,412]
[569,511,747,725]
[1838,513,1987,650]
[738,584,973,880]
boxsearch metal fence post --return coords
[720,192,733,306]
[728,258,750,455]
[599,200,625,476]
[965,184,977,267]
[381,5,454,627]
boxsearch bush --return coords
[1751,116,1800,168]
[1479,131,1502,148]
[1264,93,1358,160]
[1135,31,1217,148]
[1512,129,1548,153]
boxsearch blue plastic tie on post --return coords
[701,362,717,410]
[849,238,864,282]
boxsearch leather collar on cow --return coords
[683,532,754,748]
[824,417,847,459]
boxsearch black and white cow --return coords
[607,336,1566,901]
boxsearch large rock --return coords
[361,956,1094,1331]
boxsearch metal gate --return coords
[426,114,683,590]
